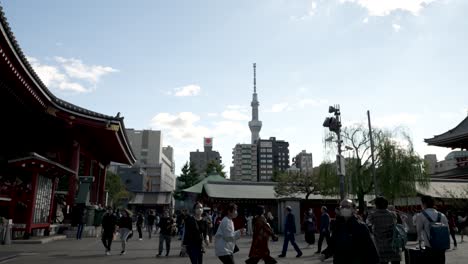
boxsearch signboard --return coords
[204,137,213,147]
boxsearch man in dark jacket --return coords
[278,206,302,258]
[157,210,175,257]
[101,207,117,255]
[316,206,331,254]
[321,199,379,264]
[147,210,156,239]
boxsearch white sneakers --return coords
[105,251,111,256]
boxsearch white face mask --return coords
[232,210,238,218]
[340,208,353,218]
[308,210,313,214]
[195,208,203,216]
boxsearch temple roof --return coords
[425,116,468,149]
[0,5,136,165]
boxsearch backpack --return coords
[422,211,450,251]
[392,223,408,252]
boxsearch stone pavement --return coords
[1,234,467,264]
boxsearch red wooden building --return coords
[0,6,135,238]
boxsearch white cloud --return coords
[27,56,109,93]
[222,110,250,121]
[151,112,210,141]
[340,0,437,16]
[299,98,329,108]
[291,0,318,21]
[269,102,290,113]
[55,57,118,83]
[373,113,419,128]
[207,113,219,117]
[392,23,401,32]
[173,84,201,97]
[363,17,369,23]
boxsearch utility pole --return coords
[323,105,346,201]
[367,110,378,198]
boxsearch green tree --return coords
[205,160,226,178]
[321,125,429,213]
[174,162,200,200]
[105,170,131,207]
[274,170,319,200]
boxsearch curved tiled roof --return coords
[0,5,121,121]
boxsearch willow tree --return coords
[274,170,319,200]
[321,125,429,213]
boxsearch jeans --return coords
[450,229,457,248]
[317,230,330,253]
[137,225,143,239]
[119,228,131,252]
[147,225,154,238]
[159,234,172,255]
[281,233,302,255]
[76,224,84,240]
[102,231,113,251]
[187,245,203,264]
[219,254,235,264]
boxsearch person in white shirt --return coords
[416,195,449,264]
[215,203,245,264]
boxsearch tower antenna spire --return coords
[253,63,256,93]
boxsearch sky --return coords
[2,0,467,177]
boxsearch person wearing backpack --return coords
[367,196,402,264]
[416,195,449,264]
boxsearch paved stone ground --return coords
[1,234,467,264]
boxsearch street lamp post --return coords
[323,105,346,201]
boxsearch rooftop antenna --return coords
[253,63,256,93]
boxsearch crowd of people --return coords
[88,194,461,264]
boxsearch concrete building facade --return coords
[257,137,290,181]
[124,129,176,192]
[190,138,222,176]
[425,150,468,175]
[231,144,258,181]
[293,150,313,173]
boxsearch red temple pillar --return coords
[98,166,107,205]
[25,171,39,238]
[67,142,80,206]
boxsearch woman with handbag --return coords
[184,202,209,264]
[215,203,244,264]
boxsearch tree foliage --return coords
[174,162,200,200]
[321,125,429,213]
[105,170,131,207]
[205,160,226,178]
[274,170,319,200]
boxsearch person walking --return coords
[147,210,156,239]
[101,207,117,256]
[266,212,277,235]
[184,202,209,264]
[416,195,449,264]
[315,206,331,254]
[245,205,278,264]
[447,211,458,250]
[215,203,244,264]
[157,210,175,257]
[246,214,253,236]
[367,196,401,264]
[321,199,379,264]
[278,206,302,258]
[303,208,317,247]
[75,204,86,240]
[136,212,144,240]
[118,210,133,255]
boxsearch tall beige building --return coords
[230,144,258,181]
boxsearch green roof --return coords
[182,174,227,194]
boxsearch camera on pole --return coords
[323,104,346,200]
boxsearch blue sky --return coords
[2,0,467,176]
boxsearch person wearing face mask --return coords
[157,210,175,257]
[215,203,244,264]
[320,199,379,264]
[184,202,209,264]
[278,206,302,258]
[303,208,317,247]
